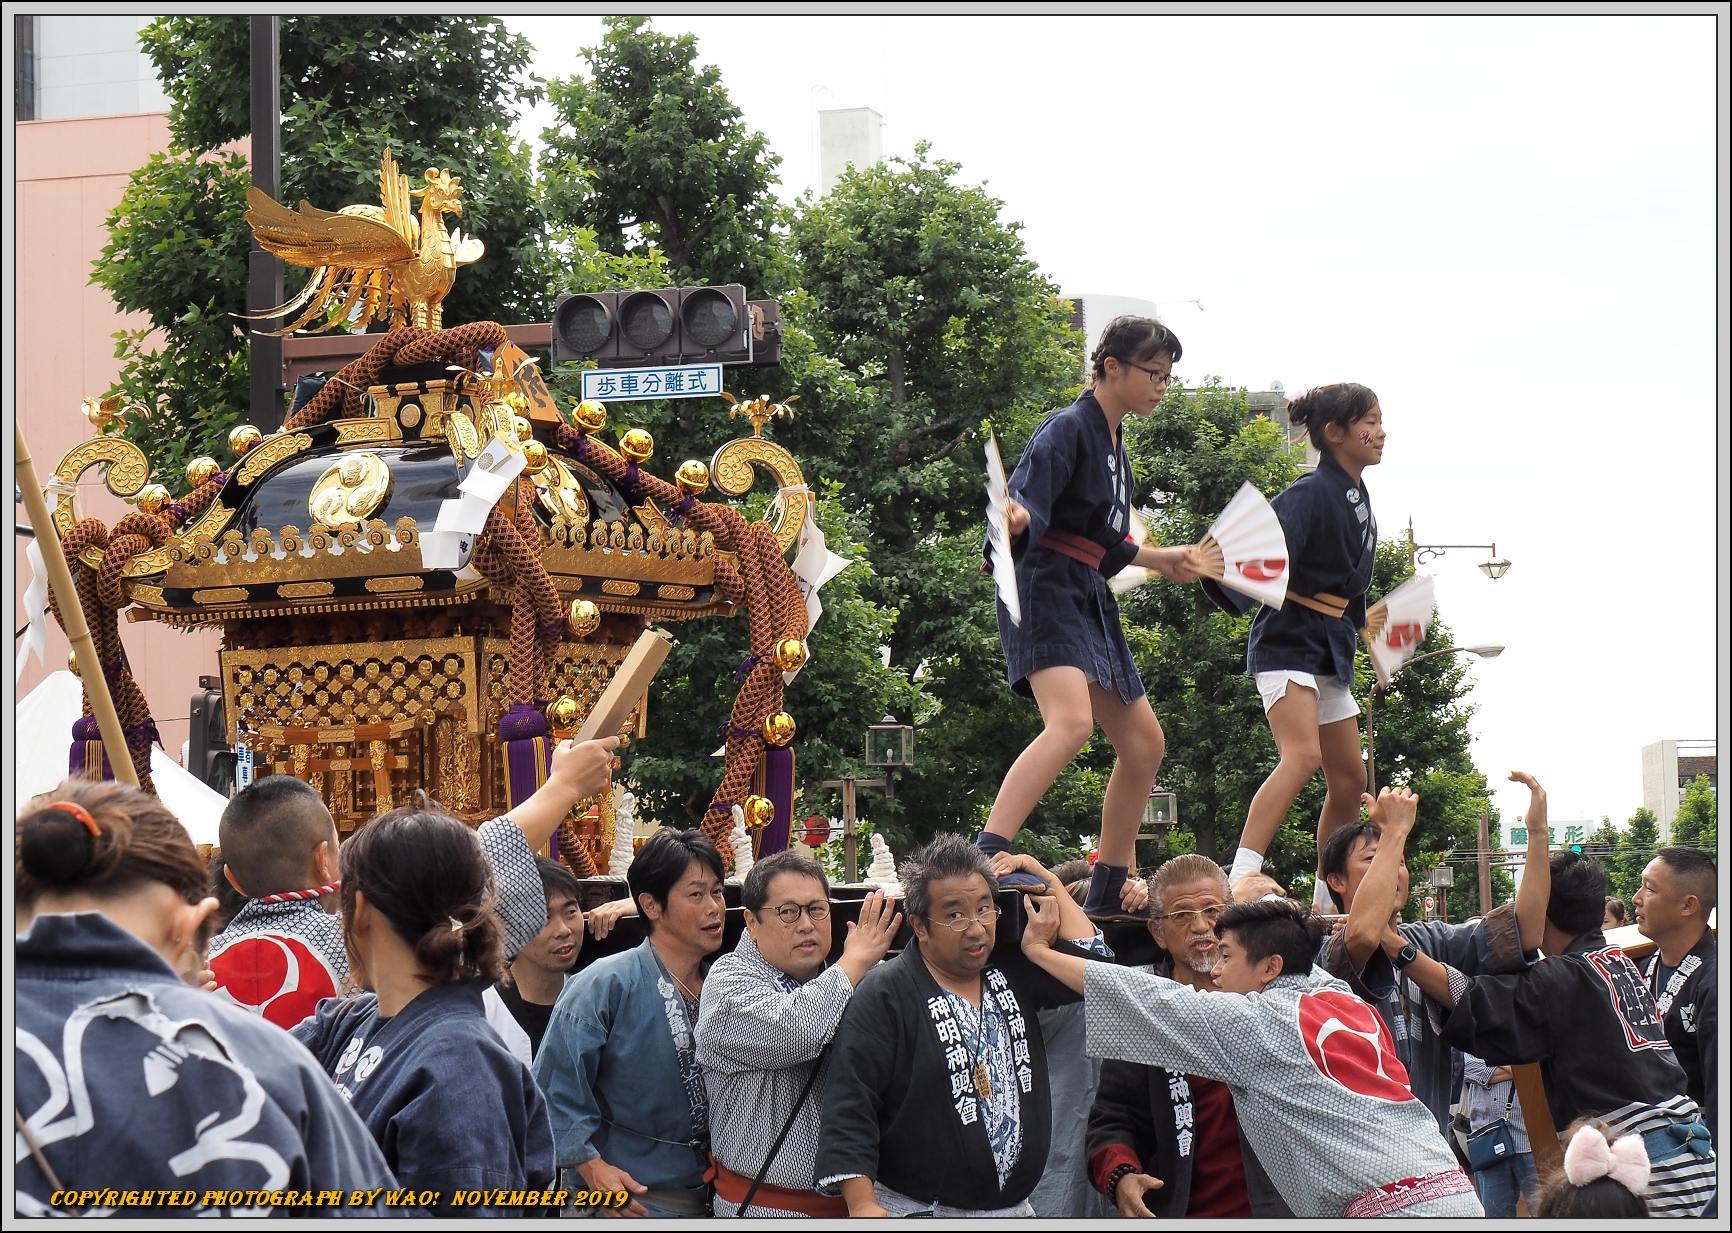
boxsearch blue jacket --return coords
[1204,452,1376,684]
[534,941,710,1190]
[15,912,396,1215]
[293,981,554,1215]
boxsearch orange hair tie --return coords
[48,801,102,840]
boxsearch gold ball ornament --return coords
[743,795,777,828]
[772,639,808,672]
[675,460,710,495]
[566,598,602,639]
[228,424,263,457]
[573,400,608,433]
[761,711,797,747]
[184,456,220,487]
[513,414,534,443]
[522,439,549,474]
[135,483,171,515]
[546,695,582,733]
[619,428,654,465]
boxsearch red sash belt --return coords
[1343,1166,1475,1217]
[705,1157,848,1218]
[1039,530,1108,569]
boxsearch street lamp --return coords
[1365,645,1505,793]
[816,715,915,882]
[1405,517,1511,580]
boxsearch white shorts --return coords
[1255,670,1361,725]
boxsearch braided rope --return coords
[257,880,341,904]
[51,468,228,798]
[551,424,807,854]
[285,321,509,429]
[555,818,599,878]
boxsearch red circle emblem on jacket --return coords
[209,934,339,1029]
[1296,988,1415,1102]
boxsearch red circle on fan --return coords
[210,934,339,1029]
[1236,558,1287,582]
[1297,988,1414,1102]
[1385,622,1424,650]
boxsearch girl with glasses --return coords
[980,315,1203,918]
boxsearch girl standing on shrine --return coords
[980,315,1202,917]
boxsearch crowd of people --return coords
[12,315,1717,1219]
[13,756,1719,1219]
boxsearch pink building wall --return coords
[14,113,229,766]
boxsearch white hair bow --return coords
[1562,1126,1650,1194]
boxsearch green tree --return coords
[539,16,788,293]
[1669,775,1719,854]
[622,487,915,844]
[1611,807,1661,902]
[95,16,548,482]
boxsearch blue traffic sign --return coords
[580,363,723,402]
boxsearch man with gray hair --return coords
[815,835,1110,1217]
[696,850,901,1216]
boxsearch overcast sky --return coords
[509,13,1721,837]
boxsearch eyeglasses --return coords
[928,906,1003,932]
[1156,905,1226,927]
[1124,361,1174,387]
[767,903,831,925]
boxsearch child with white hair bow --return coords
[1536,1121,1652,1218]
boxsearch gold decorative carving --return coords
[237,432,314,484]
[437,713,478,813]
[334,419,400,446]
[278,581,335,598]
[128,584,166,606]
[192,587,249,604]
[657,584,696,600]
[51,435,151,547]
[364,575,425,593]
[309,451,392,528]
[601,579,641,597]
[445,409,480,459]
[710,436,809,555]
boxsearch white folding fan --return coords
[1197,482,1290,609]
[1363,574,1437,688]
[984,433,1022,626]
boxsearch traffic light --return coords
[553,285,782,368]
[188,675,235,794]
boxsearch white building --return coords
[1641,739,1718,840]
[15,15,171,121]
[817,105,883,195]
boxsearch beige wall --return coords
[14,113,225,766]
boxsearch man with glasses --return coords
[816,835,1110,1217]
[1086,855,1291,1218]
[695,851,901,1216]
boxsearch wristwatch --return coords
[1393,941,1419,968]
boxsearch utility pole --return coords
[248,16,284,430]
[1478,807,1494,915]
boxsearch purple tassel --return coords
[70,714,111,781]
[499,704,552,808]
[760,745,795,858]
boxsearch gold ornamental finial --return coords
[720,392,798,438]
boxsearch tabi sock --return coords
[1228,846,1265,886]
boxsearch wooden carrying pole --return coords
[13,422,139,787]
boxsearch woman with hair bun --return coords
[14,778,396,1215]
[290,798,555,1215]
[981,315,1204,917]
[1204,383,1385,906]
